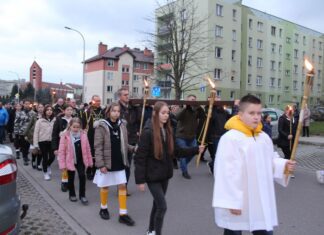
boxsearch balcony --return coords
[158,26,171,37]
[157,80,172,88]
[157,43,172,53]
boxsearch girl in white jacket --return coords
[33,105,56,180]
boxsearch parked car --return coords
[311,106,324,121]
[262,108,284,141]
[0,145,21,235]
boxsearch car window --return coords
[262,111,278,121]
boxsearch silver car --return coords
[0,145,20,235]
[262,108,284,140]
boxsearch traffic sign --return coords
[152,86,161,97]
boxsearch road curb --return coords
[17,159,90,235]
[299,141,324,147]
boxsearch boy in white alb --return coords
[212,95,296,235]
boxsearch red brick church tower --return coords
[30,61,42,91]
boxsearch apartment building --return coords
[84,42,154,104]
[156,0,324,107]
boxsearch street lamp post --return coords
[8,71,21,103]
[64,26,85,103]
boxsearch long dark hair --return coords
[152,101,174,160]
[43,105,55,120]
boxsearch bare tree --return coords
[147,0,210,100]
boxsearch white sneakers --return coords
[47,167,52,176]
[44,172,51,181]
[146,231,156,235]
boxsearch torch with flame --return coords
[139,78,150,137]
[196,75,216,167]
[286,59,315,175]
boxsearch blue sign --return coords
[152,86,161,97]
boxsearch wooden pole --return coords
[139,86,149,137]
[196,89,216,167]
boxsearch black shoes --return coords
[80,197,88,205]
[99,208,110,220]
[61,182,68,192]
[119,214,135,226]
[31,162,37,169]
[69,196,78,202]
[87,174,94,181]
[182,171,191,179]
[207,161,214,175]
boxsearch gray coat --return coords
[303,108,311,127]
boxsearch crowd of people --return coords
[0,92,301,235]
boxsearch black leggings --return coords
[224,229,273,235]
[39,141,55,173]
[280,145,291,160]
[14,135,30,159]
[147,180,169,235]
[68,154,86,198]
[302,126,309,137]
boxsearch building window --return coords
[279,45,282,55]
[257,39,263,49]
[107,85,113,92]
[294,33,299,43]
[319,41,322,50]
[133,75,140,81]
[257,21,263,31]
[313,39,316,48]
[256,93,262,100]
[143,63,148,70]
[303,36,306,45]
[106,98,113,104]
[248,55,252,66]
[215,47,222,58]
[200,86,206,92]
[232,9,237,20]
[180,8,187,21]
[271,26,276,36]
[294,49,298,59]
[318,84,321,93]
[319,56,322,64]
[248,74,252,85]
[278,62,282,71]
[134,62,140,68]
[230,91,235,100]
[232,30,237,41]
[270,60,276,71]
[214,68,221,80]
[106,72,114,80]
[279,28,283,37]
[248,37,253,48]
[133,87,139,94]
[286,53,291,60]
[256,76,262,86]
[277,95,281,104]
[271,43,276,53]
[318,70,322,80]
[107,59,114,67]
[294,65,298,74]
[122,66,129,73]
[284,86,289,91]
[278,78,281,88]
[232,50,236,61]
[121,80,129,86]
[293,80,298,90]
[216,90,222,98]
[286,37,291,44]
[257,57,263,68]
[216,4,223,16]
[285,70,291,76]
[269,95,274,104]
[312,54,315,62]
[270,77,275,87]
[303,51,306,59]
[249,19,253,29]
[215,25,223,37]
[302,66,305,75]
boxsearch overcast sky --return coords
[0,0,323,86]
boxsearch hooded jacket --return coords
[93,119,134,170]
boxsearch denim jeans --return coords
[175,138,197,173]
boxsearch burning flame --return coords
[206,76,216,89]
[304,59,313,72]
[144,78,149,88]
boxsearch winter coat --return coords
[57,130,93,171]
[13,109,36,135]
[302,108,311,127]
[175,105,205,139]
[135,120,174,184]
[262,121,272,138]
[0,107,9,126]
[24,114,41,144]
[94,119,134,170]
[52,116,71,151]
[33,117,56,147]
[277,114,297,148]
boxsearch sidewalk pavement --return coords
[299,135,324,146]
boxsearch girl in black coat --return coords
[135,101,204,235]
